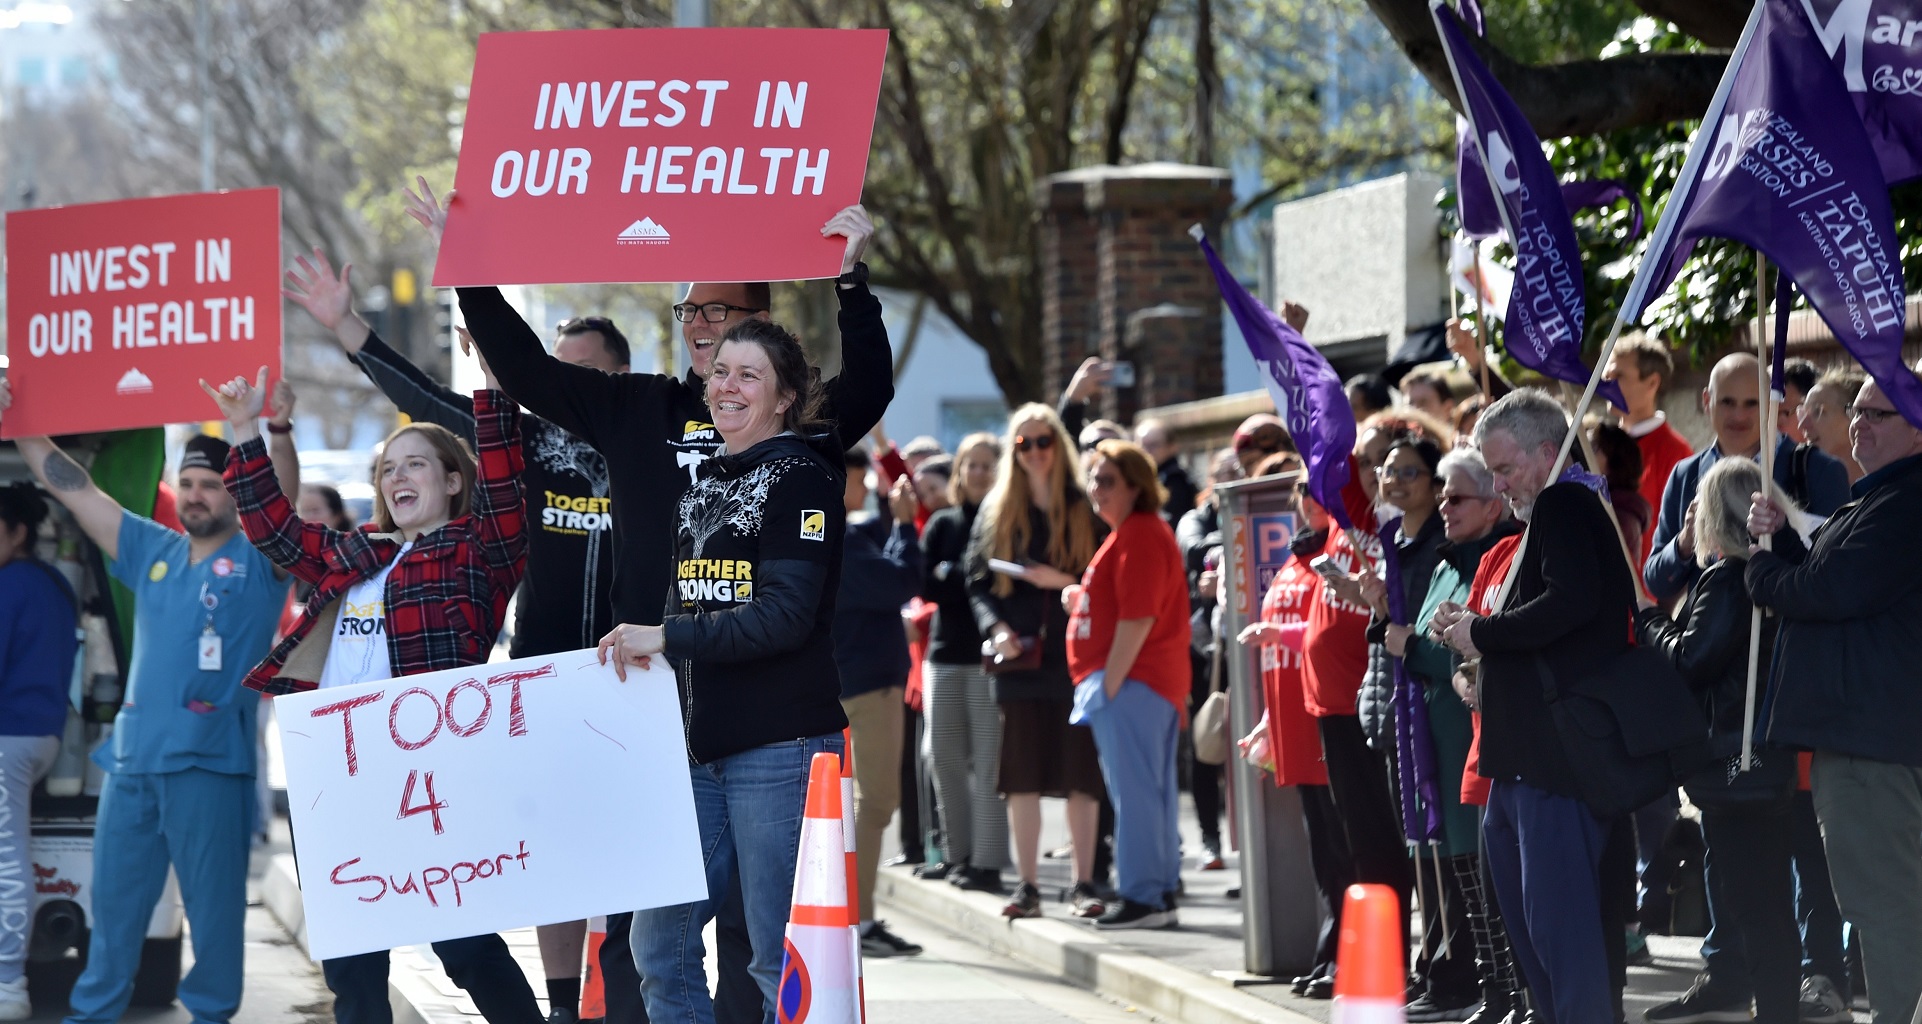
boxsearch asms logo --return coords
[617,217,670,245]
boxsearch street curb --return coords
[876,866,1318,1024]
[260,854,462,1024]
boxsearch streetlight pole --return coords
[195,0,214,191]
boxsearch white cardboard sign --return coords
[275,650,704,960]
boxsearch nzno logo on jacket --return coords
[799,510,825,541]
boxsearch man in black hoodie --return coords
[403,190,891,1024]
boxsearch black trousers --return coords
[1316,715,1412,944]
[899,703,928,859]
[325,934,542,1024]
[1300,783,1355,977]
[1187,651,1223,846]
[1700,803,1802,1024]
[598,872,758,1024]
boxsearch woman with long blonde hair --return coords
[964,403,1106,920]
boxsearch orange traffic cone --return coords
[777,752,860,1024]
[1332,883,1405,1024]
[579,915,607,1020]
[839,731,866,1024]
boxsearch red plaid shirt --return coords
[225,391,528,695]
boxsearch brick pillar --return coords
[1038,164,1234,422]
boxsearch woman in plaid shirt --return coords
[203,369,544,1024]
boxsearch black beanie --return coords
[179,434,233,474]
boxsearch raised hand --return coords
[822,204,873,276]
[199,366,271,432]
[283,248,354,333]
[269,377,297,427]
[1064,356,1114,404]
[456,327,499,391]
[887,475,919,525]
[403,176,455,244]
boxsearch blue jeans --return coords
[66,769,252,1024]
[632,734,843,1024]
[1080,677,1180,909]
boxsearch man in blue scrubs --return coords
[4,377,292,1023]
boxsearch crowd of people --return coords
[2,176,1921,1024]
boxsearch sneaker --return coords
[1094,898,1172,930]
[1643,975,1752,1024]
[1199,838,1226,871]
[1627,928,1655,967]
[1798,976,1849,1024]
[915,860,960,881]
[884,851,926,868]
[547,1009,579,1024]
[0,977,29,1022]
[952,866,1006,894]
[1406,991,1479,1023]
[859,921,924,958]
[1162,890,1180,927]
[1002,881,1043,919]
[1068,881,1106,919]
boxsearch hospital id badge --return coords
[198,629,222,671]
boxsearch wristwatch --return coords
[836,263,869,289]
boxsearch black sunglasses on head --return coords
[1014,434,1057,453]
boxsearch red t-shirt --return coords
[1459,531,1524,806]
[1260,555,1328,787]
[1635,419,1694,568]
[1067,512,1193,714]
[1301,526,1380,718]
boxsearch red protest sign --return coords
[434,28,887,287]
[3,189,282,439]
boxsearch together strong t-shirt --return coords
[317,542,411,691]
[1066,511,1192,712]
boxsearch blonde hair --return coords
[948,432,1002,507]
[978,403,1098,596]
[1695,457,1802,567]
[369,423,477,533]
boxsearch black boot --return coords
[1459,980,1512,1024]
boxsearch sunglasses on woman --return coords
[1013,433,1057,453]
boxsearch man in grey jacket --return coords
[1746,377,1922,1024]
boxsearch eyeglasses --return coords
[671,302,767,324]
[1376,465,1430,482]
[1234,435,1282,455]
[1013,434,1056,453]
[1847,405,1903,424]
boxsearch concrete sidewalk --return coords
[873,796,1766,1024]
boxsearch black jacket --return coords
[1747,453,1922,765]
[1470,482,1637,798]
[964,502,1104,702]
[661,433,850,763]
[1636,558,1775,743]
[833,514,921,699]
[921,501,985,665]
[1360,513,1448,748]
[457,277,891,629]
[1159,457,1200,524]
[349,332,614,656]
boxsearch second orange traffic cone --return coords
[776,752,860,1024]
[1332,883,1405,1024]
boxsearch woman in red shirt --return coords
[1066,440,1193,930]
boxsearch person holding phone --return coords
[965,403,1107,921]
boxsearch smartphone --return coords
[987,558,1028,577]
[1108,361,1136,388]
[1309,555,1344,580]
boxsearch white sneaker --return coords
[1798,975,1850,1024]
[0,975,31,1022]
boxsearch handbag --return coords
[1683,735,1797,811]
[1534,643,1710,818]
[981,630,1044,675]
[1193,636,1230,765]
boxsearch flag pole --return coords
[1741,254,1775,772]
[1472,242,1492,399]
[1467,0,1766,614]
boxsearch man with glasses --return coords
[417,191,890,1024]
[1745,377,1922,1024]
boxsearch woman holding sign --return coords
[596,318,849,1024]
[202,369,543,1024]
